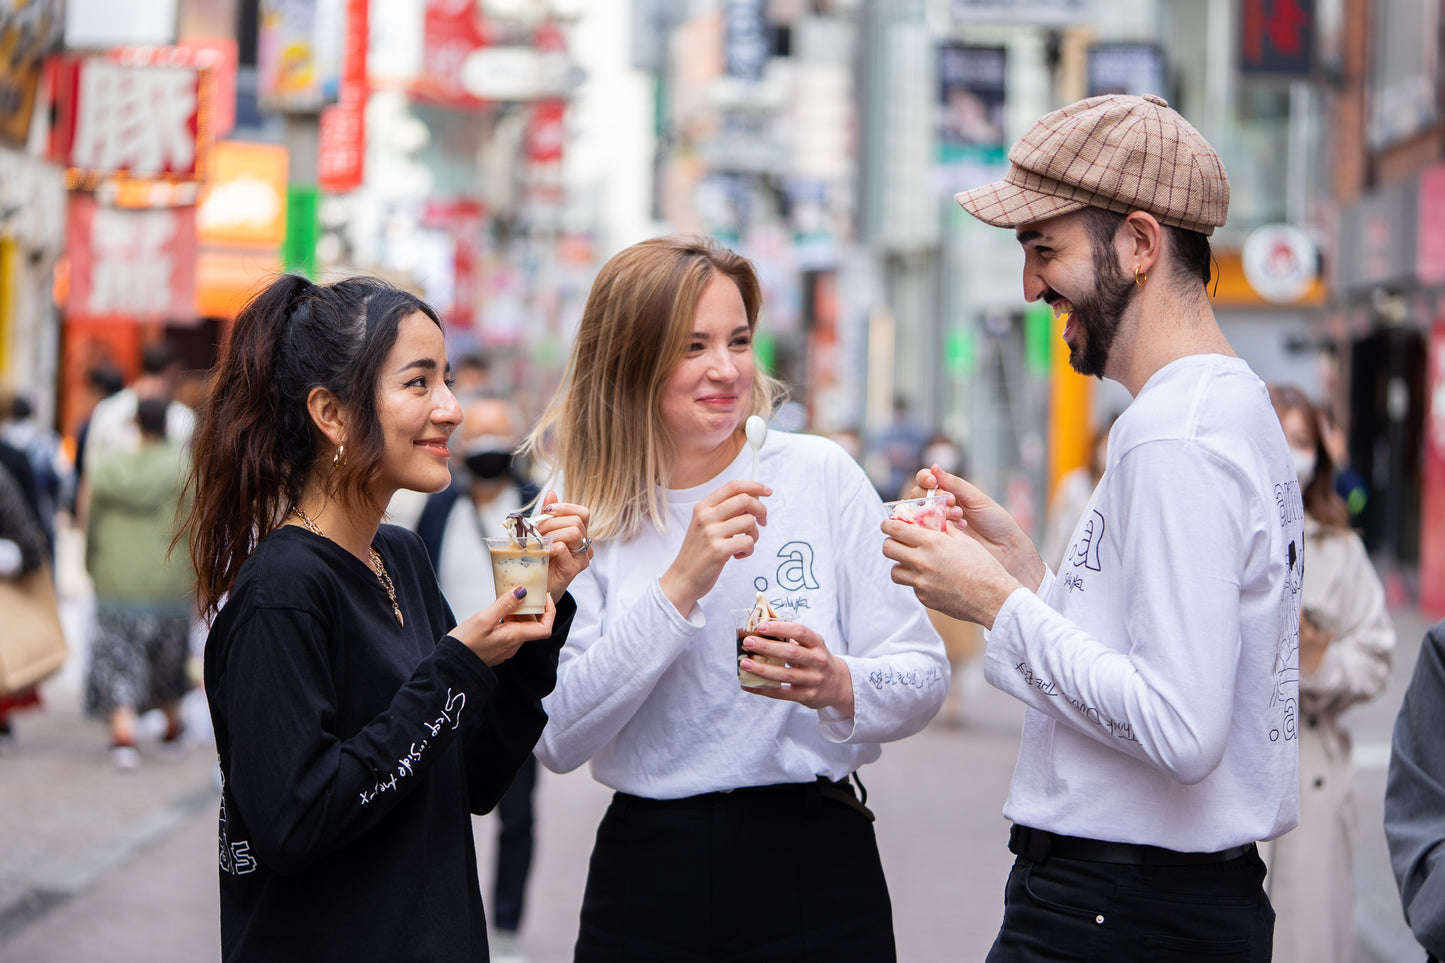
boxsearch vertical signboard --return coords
[317,0,367,193]
[1421,319,1445,614]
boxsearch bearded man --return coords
[884,94,1304,961]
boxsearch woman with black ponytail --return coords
[184,275,592,961]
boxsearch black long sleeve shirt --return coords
[205,524,574,961]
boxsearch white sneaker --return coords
[491,931,528,963]
[110,744,141,771]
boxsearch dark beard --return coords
[1067,247,1138,378]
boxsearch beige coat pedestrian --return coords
[1264,516,1395,963]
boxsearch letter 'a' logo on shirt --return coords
[775,541,821,591]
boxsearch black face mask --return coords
[465,450,513,480]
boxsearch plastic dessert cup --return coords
[884,495,948,532]
[484,535,553,616]
[731,607,784,689]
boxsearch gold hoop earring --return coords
[1134,266,1147,286]
[333,444,346,468]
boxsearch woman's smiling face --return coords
[658,274,756,458]
[371,310,461,499]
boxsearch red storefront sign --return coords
[49,55,212,186]
[67,193,197,321]
[411,0,491,110]
[1421,319,1445,615]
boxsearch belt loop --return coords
[850,770,868,808]
[805,778,824,819]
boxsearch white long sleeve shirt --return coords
[987,355,1304,852]
[535,431,949,799]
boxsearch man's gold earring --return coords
[1134,266,1147,286]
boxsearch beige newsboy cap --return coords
[955,93,1230,236]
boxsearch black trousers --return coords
[491,753,537,933]
[575,779,895,962]
[986,835,1276,962]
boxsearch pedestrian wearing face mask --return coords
[1263,383,1395,963]
[415,394,544,963]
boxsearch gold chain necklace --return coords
[291,507,405,627]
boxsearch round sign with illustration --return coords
[1243,224,1319,304]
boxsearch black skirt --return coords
[574,777,896,962]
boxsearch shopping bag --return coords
[0,564,68,695]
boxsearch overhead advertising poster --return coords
[936,44,1007,193]
[67,194,197,321]
[0,0,64,147]
[49,55,213,187]
[257,0,342,113]
[1086,43,1166,98]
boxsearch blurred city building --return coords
[0,0,1437,610]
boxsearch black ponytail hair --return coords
[183,274,442,616]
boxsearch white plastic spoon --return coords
[745,415,768,482]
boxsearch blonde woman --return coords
[1264,384,1395,963]
[523,235,948,961]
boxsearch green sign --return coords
[944,326,975,379]
[284,185,319,279]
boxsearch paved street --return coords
[0,527,1437,961]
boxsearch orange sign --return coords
[196,140,288,248]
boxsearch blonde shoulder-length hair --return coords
[520,235,784,541]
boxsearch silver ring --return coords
[572,536,592,555]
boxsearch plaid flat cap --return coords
[955,94,1229,236]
